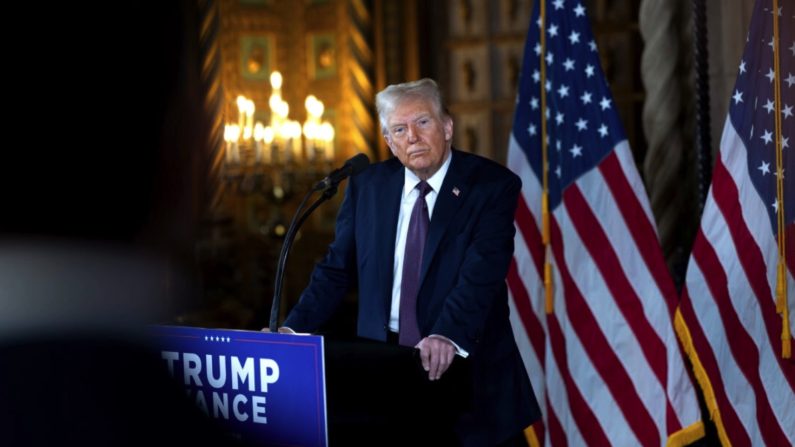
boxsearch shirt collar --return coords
[402,150,452,198]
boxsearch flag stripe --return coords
[508,258,546,368]
[679,288,752,446]
[711,155,795,393]
[564,181,669,387]
[599,151,679,315]
[546,313,611,446]
[563,178,683,435]
[544,396,566,447]
[515,196,545,274]
[690,224,790,446]
[544,335,586,446]
[550,212,659,446]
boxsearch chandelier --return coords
[222,71,335,201]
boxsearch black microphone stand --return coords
[268,182,339,332]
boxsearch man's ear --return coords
[443,116,454,142]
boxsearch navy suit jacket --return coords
[285,149,541,444]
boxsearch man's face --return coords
[384,97,453,180]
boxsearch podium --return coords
[152,326,472,446]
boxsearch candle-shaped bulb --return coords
[236,95,247,111]
[263,126,274,144]
[270,71,283,90]
[275,100,289,119]
[254,122,265,141]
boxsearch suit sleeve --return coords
[430,172,521,353]
[282,179,358,332]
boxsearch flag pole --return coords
[538,0,554,314]
[771,0,790,359]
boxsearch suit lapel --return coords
[376,160,405,313]
[420,150,468,286]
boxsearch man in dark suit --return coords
[283,78,540,446]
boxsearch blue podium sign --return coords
[151,325,327,447]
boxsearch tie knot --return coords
[417,181,432,198]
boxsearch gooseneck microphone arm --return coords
[268,153,369,332]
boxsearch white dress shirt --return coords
[388,152,467,357]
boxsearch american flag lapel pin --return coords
[452,187,460,197]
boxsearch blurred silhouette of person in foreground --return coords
[0,3,243,445]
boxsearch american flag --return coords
[505,1,703,445]
[678,0,795,445]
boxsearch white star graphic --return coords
[570,144,583,157]
[534,43,542,56]
[226,337,231,342]
[769,38,776,50]
[575,118,588,131]
[598,124,608,137]
[553,0,565,10]
[532,70,540,83]
[786,73,795,88]
[528,124,537,136]
[733,90,743,104]
[589,40,597,51]
[782,136,789,149]
[581,91,592,104]
[739,60,747,74]
[758,161,771,175]
[773,198,779,213]
[574,3,586,17]
[537,17,543,28]
[530,97,539,109]
[761,129,773,144]
[204,336,208,341]
[790,41,795,56]
[546,107,550,119]
[546,51,554,65]
[764,99,775,113]
[599,97,611,110]
[750,125,754,138]
[555,165,562,177]
[556,140,562,151]
[569,31,580,44]
[558,85,570,97]
[563,58,575,71]
[585,65,595,78]
[783,104,793,119]
[775,168,785,179]
[555,112,565,124]
[545,80,552,92]
[766,68,775,82]
[549,24,559,37]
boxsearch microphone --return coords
[314,153,370,190]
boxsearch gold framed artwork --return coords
[307,33,337,80]
[452,110,492,159]
[493,42,524,100]
[240,35,275,81]
[495,0,532,35]
[449,45,490,102]
[448,0,487,38]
